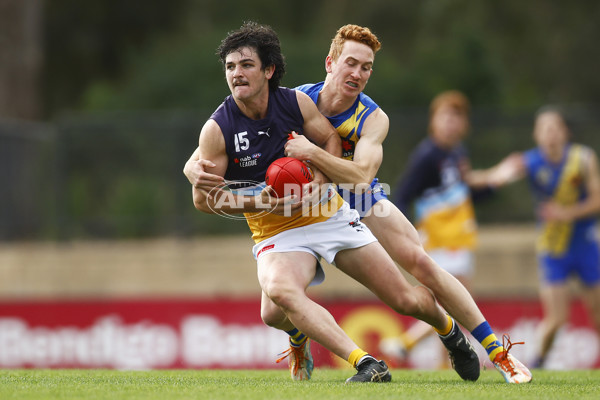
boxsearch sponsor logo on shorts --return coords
[257,244,275,257]
[349,218,365,232]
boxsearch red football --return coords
[265,157,313,198]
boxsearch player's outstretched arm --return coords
[466,152,527,189]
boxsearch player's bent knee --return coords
[388,293,421,316]
[260,307,285,328]
[263,284,302,313]
[405,251,439,284]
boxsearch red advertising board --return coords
[0,298,597,370]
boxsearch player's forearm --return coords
[183,148,201,184]
[193,188,267,214]
[464,169,495,189]
[307,146,373,186]
[183,159,196,184]
[568,195,600,220]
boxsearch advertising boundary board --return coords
[0,298,597,370]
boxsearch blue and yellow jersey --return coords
[295,82,379,161]
[524,144,596,256]
[393,138,477,251]
[211,87,343,243]
[295,82,383,213]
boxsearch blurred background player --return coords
[469,106,600,368]
[380,90,491,368]
[284,27,531,383]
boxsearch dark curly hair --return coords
[217,21,286,91]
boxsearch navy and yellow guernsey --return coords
[523,143,596,257]
[296,82,387,216]
[210,87,343,243]
[393,137,477,251]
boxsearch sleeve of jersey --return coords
[294,83,311,92]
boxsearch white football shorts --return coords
[252,202,378,285]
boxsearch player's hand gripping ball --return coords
[265,157,314,198]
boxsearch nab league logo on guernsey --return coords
[341,138,356,159]
[233,153,262,168]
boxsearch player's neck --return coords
[317,81,357,117]
[543,146,565,164]
[233,89,270,120]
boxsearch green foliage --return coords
[43,0,189,117]
[24,1,600,240]
[43,1,600,115]
[83,31,229,112]
[104,176,168,237]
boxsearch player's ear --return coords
[325,56,333,73]
[264,64,275,80]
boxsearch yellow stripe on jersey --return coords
[335,101,369,160]
[245,189,344,243]
[537,145,584,256]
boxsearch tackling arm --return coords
[294,91,341,158]
[183,146,225,190]
[191,120,274,214]
[286,92,388,186]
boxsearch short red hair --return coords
[328,24,381,61]
[429,90,470,118]
[428,90,471,135]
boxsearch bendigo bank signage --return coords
[0,299,598,370]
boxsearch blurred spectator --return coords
[381,90,493,366]
[468,106,600,368]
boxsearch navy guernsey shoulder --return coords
[210,87,304,184]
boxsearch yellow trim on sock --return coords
[348,348,369,368]
[481,333,504,361]
[489,346,504,361]
[290,331,303,341]
[481,333,498,349]
[290,337,307,347]
[434,315,453,336]
[289,331,306,346]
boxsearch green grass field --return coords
[1,368,599,400]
